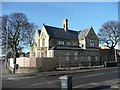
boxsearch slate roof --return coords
[44,25,78,40]
[78,27,91,40]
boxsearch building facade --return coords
[30,19,100,67]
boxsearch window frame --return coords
[74,52,78,60]
[58,40,64,45]
[90,39,95,47]
[38,39,40,48]
[66,53,69,61]
[42,38,45,47]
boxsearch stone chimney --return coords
[62,19,68,31]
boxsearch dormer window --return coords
[90,39,95,47]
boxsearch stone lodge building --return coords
[30,19,101,67]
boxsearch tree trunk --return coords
[13,51,17,74]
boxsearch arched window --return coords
[42,38,45,47]
[66,53,69,61]
[38,39,40,48]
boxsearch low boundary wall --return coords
[8,57,56,73]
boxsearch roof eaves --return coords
[43,24,50,37]
[84,27,91,38]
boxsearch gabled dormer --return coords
[78,27,99,49]
[33,29,41,48]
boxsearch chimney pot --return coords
[62,19,68,31]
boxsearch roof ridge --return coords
[44,24,63,30]
[78,26,92,40]
[44,24,77,32]
[85,27,91,37]
[82,27,90,31]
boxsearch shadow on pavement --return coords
[85,85,112,90]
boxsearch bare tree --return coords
[25,23,36,46]
[1,13,36,73]
[98,21,120,49]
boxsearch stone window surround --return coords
[58,40,64,45]
[90,39,95,47]
[66,53,69,61]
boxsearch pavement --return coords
[1,66,118,78]
[1,63,119,89]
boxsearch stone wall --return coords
[8,48,101,73]
[8,57,56,73]
[54,49,100,68]
[36,58,56,71]
[100,49,115,63]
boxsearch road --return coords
[2,67,119,90]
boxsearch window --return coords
[58,41,64,45]
[88,56,91,61]
[38,39,40,48]
[66,53,69,61]
[42,32,45,37]
[88,56,91,66]
[42,38,45,47]
[95,56,98,61]
[90,40,95,47]
[49,51,53,57]
[38,52,40,57]
[73,42,76,46]
[74,52,78,60]
[58,41,61,45]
